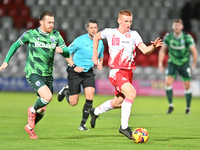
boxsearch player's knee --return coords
[42,94,52,102]
[69,99,78,106]
[126,91,137,101]
[70,101,78,106]
[112,102,122,108]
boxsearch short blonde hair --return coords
[118,10,132,18]
[173,19,183,24]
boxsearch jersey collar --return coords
[38,27,50,36]
[173,32,183,39]
[117,28,130,34]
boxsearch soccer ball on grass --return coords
[132,128,149,143]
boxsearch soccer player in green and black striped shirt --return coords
[158,19,197,114]
[0,11,70,139]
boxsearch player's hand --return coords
[56,47,63,53]
[97,64,103,71]
[158,64,165,72]
[192,63,196,70]
[0,62,8,72]
[74,66,84,73]
[151,37,163,48]
[92,56,98,65]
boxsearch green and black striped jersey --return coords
[163,32,195,66]
[16,27,68,77]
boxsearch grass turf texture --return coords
[0,92,200,150]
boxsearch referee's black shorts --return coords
[67,67,95,95]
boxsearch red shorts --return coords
[109,69,133,98]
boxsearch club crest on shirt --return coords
[35,80,41,86]
[50,37,55,42]
[112,37,120,46]
[181,39,185,44]
[125,33,131,38]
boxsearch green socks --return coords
[165,86,173,105]
[33,97,50,110]
[185,89,192,108]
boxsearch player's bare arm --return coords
[158,45,168,71]
[138,37,163,55]
[190,45,198,70]
[97,57,103,71]
[92,32,101,65]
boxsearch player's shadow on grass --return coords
[66,134,123,139]
[40,134,125,140]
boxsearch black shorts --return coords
[67,68,95,95]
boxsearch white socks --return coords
[94,100,114,116]
[121,98,133,129]
[31,107,36,114]
[94,98,134,130]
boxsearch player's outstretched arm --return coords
[138,37,163,55]
[0,41,22,73]
[0,62,8,72]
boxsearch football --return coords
[132,128,149,143]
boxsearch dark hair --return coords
[85,19,98,28]
[38,10,54,21]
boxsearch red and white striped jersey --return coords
[101,28,143,69]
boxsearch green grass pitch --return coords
[0,92,200,150]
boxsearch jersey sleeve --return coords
[100,28,109,39]
[68,38,79,54]
[56,31,70,58]
[186,34,195,47]
[163,33,169,46]
[56,31,67,49]
[18,30,30,45]
[134,31,143,46]
[4,41,21,63]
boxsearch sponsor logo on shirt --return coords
[34,42,56,49]
[112,37,120,46]
[122,41,129,44]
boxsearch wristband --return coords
[72,64,76,68]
